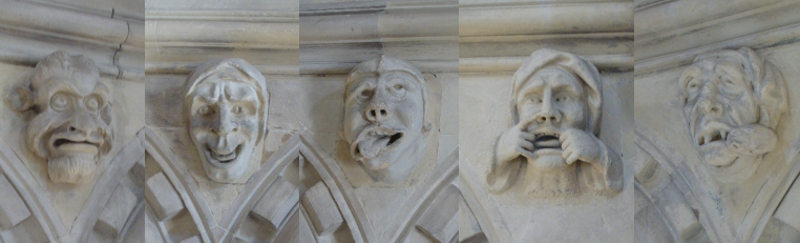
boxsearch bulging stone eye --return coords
[85,96,100,111]
[197,105,212,116]
[232,105,243,114]
[51,93,70,111]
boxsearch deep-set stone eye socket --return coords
[197,105,213,116]
[358,89,374,101]
[84,96,100,111]
[232,105,243,114]
[50,92,70,112]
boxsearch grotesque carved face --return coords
[344,70,425,171]
[6,51,113,184]
[681,59,759,165]
[185,59,268,183]
[516,66,587,169]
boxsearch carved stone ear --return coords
[5,83,34,112]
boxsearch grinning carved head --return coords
[184,59,269,183]
[510,49,602,170]
[5,51,114,184]
[680,47,787,167]
[342,55,431,181]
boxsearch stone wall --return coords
[0,0,797,243]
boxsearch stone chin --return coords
[47,154,96,184]
[194,140,254,183]
[527,152,570,172]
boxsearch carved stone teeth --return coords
[721,131,727,140]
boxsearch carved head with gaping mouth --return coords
[680,48,787,167]
[343,55,430,181]
[184,59,269,183]
[6,51,114,184]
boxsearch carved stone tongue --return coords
[358,136,390,159]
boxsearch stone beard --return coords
[5,51,114,184]
[184,59,269,183]
[342,55,431,183]
[487,49,622,196]
[679,47,788,179]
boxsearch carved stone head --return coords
[342,55,431,181]
[510,49,603,170]
[679,47,787,167]
[5,51,114,184]
[184,59,269,183]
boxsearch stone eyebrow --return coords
[227,92,258,103]
[348,79,376,96]
[518,79,545,98]
[41,80,81,96]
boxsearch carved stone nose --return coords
[699,99,723,116]
[535,113,561,123]
[365,102,389,122]
[211,111,238,135]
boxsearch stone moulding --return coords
[743,134,800,243]
[634,122,731,243]
[0,1,143,79]
[145,10,299,76]
[299,0,458,75]
[634,2,800,76]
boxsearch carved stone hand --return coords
[496,122,536,163]
[726,124,778,156]
[559,128,602,165]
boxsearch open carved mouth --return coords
[353,128,404,159]
[696,128,729,146]
[533,132,561,149]
[206,144,242,163]
[51,137,100,154]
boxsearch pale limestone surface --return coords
[143,0,301,240]
[634,1,800,243]
[7,51,116,185]
[295,1,460,242]
[0,58,145,242]
[460,68,634,243]
[456,1,634,242]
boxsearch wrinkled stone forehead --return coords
[345,55,426,93]
[184,59,269,102]
[691,49,756,84]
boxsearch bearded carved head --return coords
[5,51,114,184]
[680,47,788,168]
[342,55,431,182]
[184,59,269,183]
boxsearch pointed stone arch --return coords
[634,122,725,243]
